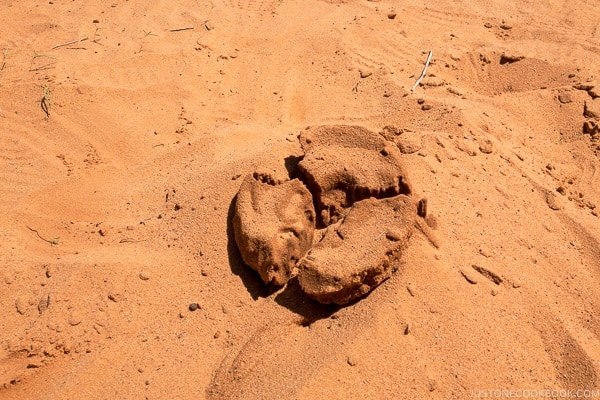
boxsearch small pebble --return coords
[139,272,150,281]
[68,311,83,326]
[558,92,572,104]
[108,292,123,302]
[189,303,200,312]
[387,12,397,19]
[385,230,403,241]
[346,356,357,367]
[479,140,494,154]
[15,296,27,315]
[359,70,372,78]
[214,330,221,339]
[403,322,411,335]
[421,104,432,111]
[38,295,50,314]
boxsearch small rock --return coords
[484,22,493,28]
[499,23,512,30]
[403,322,411,335]
[428,380,438,392]
[214,331,221,339]
[38,295,50,314]
[589,87,599,99]
[557,186,567,195]
[387,12,397,19]
[385,230,404,241]
[359,70,372,78]
[98,229,107,237]
[479,140,494,154]
[574,83,595,91]
[45,264,55,278]
[108,292,123,302]
[583,120,599,135]
[421,104,432,111]
[346,356,358,367]
[189,303,200,311]
[139,272,150,281]
[417,98,425,104]
[15,296,27,315]
[558,92,572,104]
[500,53,524,64]
[68,311,83,326]
[417,198,427,218]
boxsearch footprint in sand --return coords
[232,125,426,305]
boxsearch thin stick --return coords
[410,50,432,92]
[51,37,88,50]
[375,231,387,240]
[169,27,194,32]
[26,225,59,246]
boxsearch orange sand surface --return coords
[1,1,600,398]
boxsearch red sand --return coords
[1,1,600,398]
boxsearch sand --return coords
[1,0,600,398]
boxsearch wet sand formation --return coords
[233,125,422,304]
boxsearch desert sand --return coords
[1,0,600,398]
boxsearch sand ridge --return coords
[1,0,600,398]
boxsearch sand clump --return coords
[298,195,416,304]
[233,125,421,304]
[232,172,316,286]
[298,125,413,226]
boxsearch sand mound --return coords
[233,125,419,304]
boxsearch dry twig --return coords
[411,50,432,92]
[51,37,88,50]
[169,27,194,32]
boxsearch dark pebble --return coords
[189,303,200,311]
